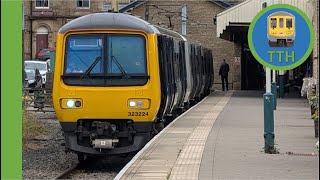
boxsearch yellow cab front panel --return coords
[53,31,161,124]
[268,15,294,37]
[53,13,161,156]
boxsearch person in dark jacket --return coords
[219,59,229,91]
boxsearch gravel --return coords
[22,110,125,180]
[69,158,128,180]
[23,110,78,179]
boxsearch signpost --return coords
[271,70,277,110]
[248,4,314,153]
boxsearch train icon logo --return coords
[248,4,314,70]
[267,11,295,47]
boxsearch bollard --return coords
[264,92,277,153]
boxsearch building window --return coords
[76,0,90,8]
[35,0,49,9]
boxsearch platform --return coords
[115,91,319,180]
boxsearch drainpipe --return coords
[30,0,33,59]
[22,1,25,85]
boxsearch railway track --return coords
[52,98,200,179]
[54,155,132,180]
[56,163,80,179]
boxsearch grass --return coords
[22,110,48,147]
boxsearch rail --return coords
[55,163,80,179]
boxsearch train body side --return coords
[155,35,214,124]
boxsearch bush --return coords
[308,95,319,111]
[312,111,319,120]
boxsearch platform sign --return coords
[248,4,314,70]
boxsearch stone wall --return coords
[23,0,131,59]
[132,0,237,90]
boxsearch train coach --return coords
[52,12,214,162]
[268,11,295,47]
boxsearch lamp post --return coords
[111,0,119,12]
[181,2,186,36]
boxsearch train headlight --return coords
[129,101,136,107]
[60,98,83,109]
[66,100,75,108]
[127,99,150,109]
[137,101,144,107]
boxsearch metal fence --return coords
[22,87,54,112]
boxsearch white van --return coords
[25,60,50,87]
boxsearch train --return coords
[267,11,295,47]
[52,13,214,162]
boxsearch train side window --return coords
[286,18,293,28]
[279,18,284,28]
[271,18,277,29]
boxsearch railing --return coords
[22,87,54,113]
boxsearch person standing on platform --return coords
[219,59,229,91]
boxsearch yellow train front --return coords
[53,13,213,161]
[267,11,295,47]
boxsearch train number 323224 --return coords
[128,112,149,116]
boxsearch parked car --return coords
[24,68,42,89]
[24,60,49,87]
[35,48,51,61]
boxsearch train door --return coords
[277,17,286,46]
[171,40,182,111]
[178,41,187,108]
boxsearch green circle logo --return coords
[248,4,314,70]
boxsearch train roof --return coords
[268,11,294,17]
[58,13,160,34]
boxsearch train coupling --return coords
[92,139,119,149]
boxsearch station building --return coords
[23,0,318,91]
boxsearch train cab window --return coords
[286,18,293,28]
[63,34,147,86]
[279,18,284,28]
[107,35,146,75]
[64,35,103,75]
[270,18,277,28]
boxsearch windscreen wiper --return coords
[111,56,129,79]
[81,56,102,78]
